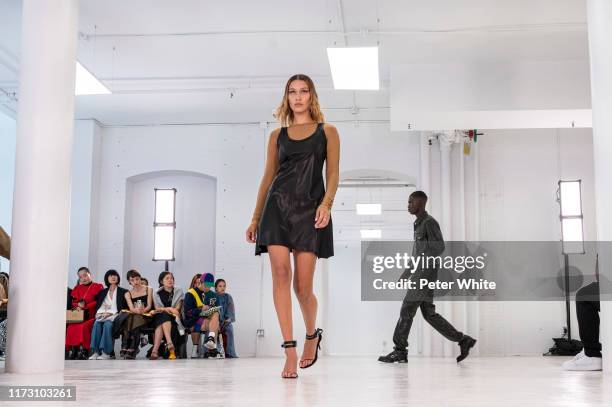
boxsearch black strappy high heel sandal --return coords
[281,340,298,379]
[300,328,323,369]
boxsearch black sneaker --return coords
[378,349,408,363]
[77,347,88,360]
[457,335,477,363]
[204,336,216,350]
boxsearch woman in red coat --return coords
[66,267,103,359]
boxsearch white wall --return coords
[92,122,421,357]
[81,121,596,357]
[391,61,592,130]
[2,117,102,277]
[307,130,421,357]
[477,128,596,355]
[68,120,102,283]
[0,111,16,273]
[93,123,264,356]
[123,171,216,288]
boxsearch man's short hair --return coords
[410,190,428,202]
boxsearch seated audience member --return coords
[563,256,602,371]
[90,269,128,360]
[120,269,153,359]
[64,286,72,359]
[184,274,205,358]
[151,271,184,360]
[0,272,9,361]
[215,278,238,358]
[0,272,8,320]
[200,273,222,356]
[138,276,153,348]
[66,267,104,360]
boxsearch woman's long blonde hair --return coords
[275,74,325,127]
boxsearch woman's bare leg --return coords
[191,332,200,348]
[161,321,173,347]
[152,326,163,353]
[207,312,220,335]
[268,244,297,377]
[293,250,318,367]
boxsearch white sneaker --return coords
[88,353,99,360]
[570,350,585,361]
[191,346,199,359]
[562,353,602,371]
[97,353,111,360]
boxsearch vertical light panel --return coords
[153,226,174,261]
[153,188,176,261]
[558,180,584,254]
[155,189,176,223]
[559,181,582,216]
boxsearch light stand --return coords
[545,180,584,356]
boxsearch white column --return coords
[419,132,431,194]
[6,0,78,374]
[416,132,431,355]
[439,134,453,356]
[466,140,481,355]
[587,0,612,372]
[456,143,466,241]
[439,134,452,239]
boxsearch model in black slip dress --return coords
[246,74,340,379]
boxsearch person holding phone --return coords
[89,270,128,360]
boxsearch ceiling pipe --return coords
[78,22,586,40]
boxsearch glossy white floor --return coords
[0,356,610,406]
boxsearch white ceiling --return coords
[0,0,589,125]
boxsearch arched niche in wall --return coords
[322,168,417,356]
[333,169,418,242]
[123,170,216,289]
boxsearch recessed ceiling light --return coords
[327,47,380,90]
[356,203,382,215]
[75,61,111,95]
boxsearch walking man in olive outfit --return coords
[378,191,477,364]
